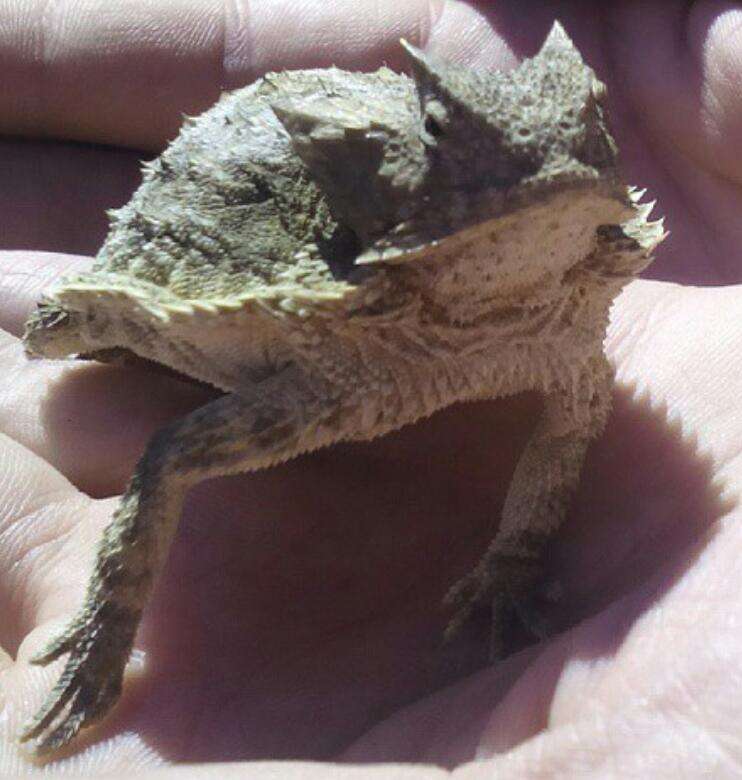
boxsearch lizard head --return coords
[347,22,642,301]
[401,22,621,207]
[268,23,646,294]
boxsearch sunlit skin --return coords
[1,1,742,776]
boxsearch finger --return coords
[611,1,742,188]
[0,428,102,652]
[0,330,215,499]
[0,431,154,771]
[0,0,442,151]
[0,257,216,496]
[607,278,742,471]
[544,279,742,613]
[604,2,742,283]
[0,140,146,257]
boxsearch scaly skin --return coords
[20,24,664,754]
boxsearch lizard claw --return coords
[21,604,139,755]
[443,553,546,658]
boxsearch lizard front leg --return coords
[444,354,612,658]
[20,366,335,754]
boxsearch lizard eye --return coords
[421,99,448,145]
[424,114,444,138]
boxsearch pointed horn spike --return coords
[399,37,442,85]
[630,187,648,203]
[399,38,425,63]
[269,97,300,123]
[537,20,583,62]
[272,96,370,139]
[270,97,324,138]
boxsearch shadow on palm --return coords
[29,364,726,764]
[2,3,738,768]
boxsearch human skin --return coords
[1,0,742,776]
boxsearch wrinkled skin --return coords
[1,0,742,777]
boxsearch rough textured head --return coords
[24,22,658,374]
[275,21,625,264]
[406,22,616,189]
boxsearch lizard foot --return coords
[20,604,139,755]
[443,553,551,659]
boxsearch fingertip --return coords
[0,0,445,150]
[224,0,441,85]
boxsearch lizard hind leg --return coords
[20,366,334,755]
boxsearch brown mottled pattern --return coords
[20,23,664,754]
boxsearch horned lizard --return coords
[20,22,664,754]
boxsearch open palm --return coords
[1,2,741,777]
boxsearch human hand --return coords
[1,1,742,777]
